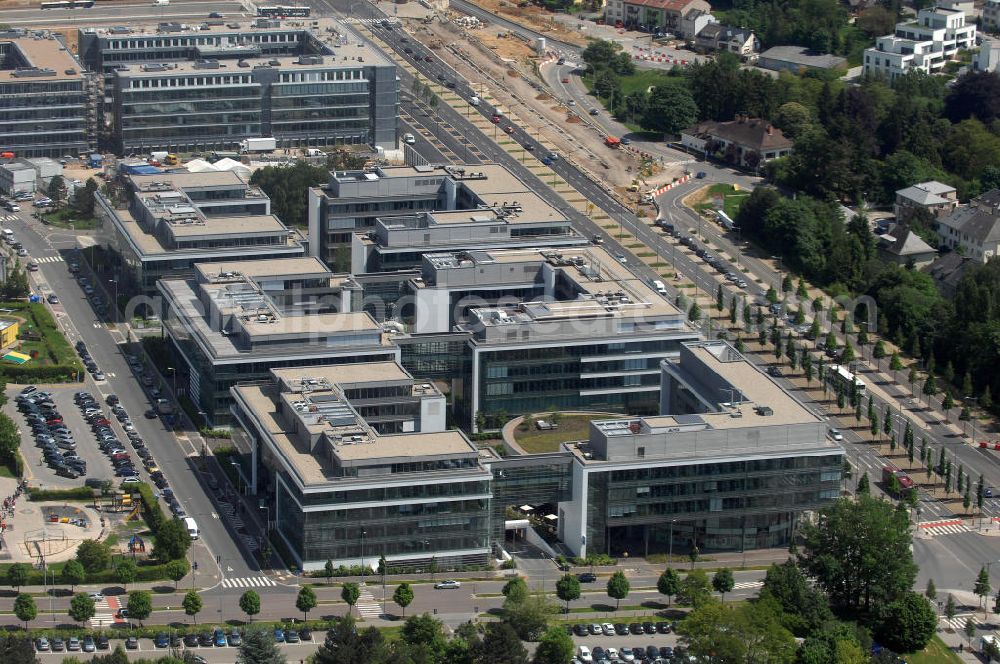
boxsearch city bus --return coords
[257,5,310,17]
[827,363,866,398]
[41,0,95,8]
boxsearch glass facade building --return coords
[77,24,397,154]
[0,34,88,158]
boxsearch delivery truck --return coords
[239,137,277,153]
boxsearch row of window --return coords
[106,33,302,50]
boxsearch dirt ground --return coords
[413,16,640,188]
[470,0,587,47]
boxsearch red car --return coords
[504,126,514,135]
[561,77,570,83]
[424,56,432,62]
[491,115,501,124]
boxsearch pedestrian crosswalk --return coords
[356,584,381,618]
[221,576,276,589]
[942,613,976,631]
[0,214,18,222]
[733,581,763,590]
[918,519,971,538]
[90,597,118,629]
[33,256,64,264]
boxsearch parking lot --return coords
[9,386,116,489]
[568,621,685,663]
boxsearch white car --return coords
[828,428,844,442]
[606,647,620,660]
[601,622,614,636]
[577,646,593,664]
[434,580,461,589]
[87,592,104,600]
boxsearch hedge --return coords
[135,482,164,534]
[19,615,336,640]
[28,486,94,501]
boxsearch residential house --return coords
[694,23,759,59]
[605,0,711,33]
[975,37,1000,73]
[678,9,715,39]
[985,0,1000,32]
[936,189,1000,262]
[681,117,793,169]
[757,46,847,72]
[922,252,973,297]
[876,224,938,267]
[894,180,958,222]
[863,7,976,80]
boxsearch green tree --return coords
[392,583,414,618]
[555,573,580,613]
[73,542,106,575]
[857,471,870,496]
[126,590,152,626]
[798,495,916,613]
[976,566,992,612]
[401,613,447,658]
[115,559,137,590]
[503,592,557,641]
[677,598,796,664]
[946,594,957,623]
[165,559,188,590]
[7,563,28,591]
[237,626,286,664]
[712,568,735,603]
[296,585,317,622]
[46,175,67,207]
[532,625,575,664]
[249,162,330,229]
[657,568,681,607]
[677,569,713,608]
[154,517,192,561]
[239,589,261,622]
[875,592,937,653]
[474,622,528,664]
[841,342,856,364]
[69,592,96,626]
[71,178,99,217]
[758,561,833,637]
[943,391,955,419]
[606,570,630,610]
[925,578,937,603]
[183,589,203,623]
[688,300,702,323]
[60,559,86,591]
[13,593,35,630]
[341,582,360,617]
[642,84,698,135]
[965,616,977,648]
[502,576,529,603]
[716,284,725,312]
[324,559,335,585]
[923,374,938,399]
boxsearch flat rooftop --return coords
[272,361,412,387]
[195,256,333,281]
[131,170,256,190]
[86,19,393,68]
[238,310,379,336]
[0,34,84,82]
[331,431,474,461]
[166,215,286,237]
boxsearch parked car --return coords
[434,580,461,589]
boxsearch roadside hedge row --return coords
[27,486,94,501]
[136,482,165,534]
[20,615,335,640]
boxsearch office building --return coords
[558,340,844,557]
[864,6,976,80]
[935,188,1000,262]
[160,256,395,425]
[406,247,700,430]
[308,163,586,273]
[95,170,305,296]
[230,362,492,571]
[77,21,397,154]
[0,31,88,158]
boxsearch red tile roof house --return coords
[681,116,793,170]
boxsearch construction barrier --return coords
[648,173,692,198]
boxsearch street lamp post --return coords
[360,530,367,582]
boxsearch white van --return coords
[402,133,416,145]
[183,517,199,540]
[469,96,481,106]
[1,229,13,241]
[652,279,668,296]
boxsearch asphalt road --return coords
[5,211,259,584]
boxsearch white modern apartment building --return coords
[863,6,976,80]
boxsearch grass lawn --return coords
[581,69,685,131]
[514,414,607,454]
[907,635,963,664]
[693,183,749,221]
[41,207,99,230]
[2,302,78,367]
